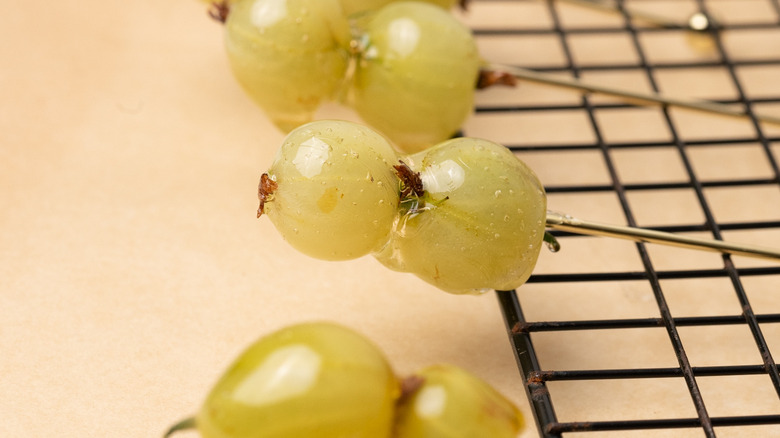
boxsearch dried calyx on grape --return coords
[393,161,425,200]
[256,120,548,295]
[164,322,526,438]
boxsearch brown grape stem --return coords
[257,173,278,218]
[477,69,518,89]
[399,375,425,403]
[208,0,230,23]
[163,416,196,438]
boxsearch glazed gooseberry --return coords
[349,2,480,152]
[374,137,547,294]
[257,120,401,261]
[192,322,400,438]
[395,364,525,438]
[223,0,351,132]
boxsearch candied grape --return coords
[224,0,351,132]
[349,2,480,152]
[374,137,547,294]
[195,322,400,438]
[259,120,401,260]
[394,365,525,438]
[338,0,457,17]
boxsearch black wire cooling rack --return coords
[459,0,780,436]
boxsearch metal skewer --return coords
[482,63,780,128]
[478,3,780,127]
[546,211,780,262]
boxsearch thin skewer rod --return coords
[553,0,710,30]
[546,211,780,262]
[484,63,780,128]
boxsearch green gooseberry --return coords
[165,321,400,437]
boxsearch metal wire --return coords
[467,0,780,436]
[546,211,780,261]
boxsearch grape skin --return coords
[262,120,401,261]
[374,138,547,294]
[394,365,525,438]
[349,2,480,152]
[195,322,400,438]
[224,0,351,132]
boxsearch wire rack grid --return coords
[458,0,780,437]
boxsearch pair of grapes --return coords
[257,120,548,295]
[166,321,524,437]
[218,0,479,152]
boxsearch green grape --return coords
[224,0,351,132]
[338,0,458,17]
[191,322,400,438]
[374,137,547,294]
[394,364,525,438]
[258,120,401,261]
[349,2,480,153]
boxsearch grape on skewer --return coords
[209,0,480,152]
[221,0,352,132]
[256,120,780,294]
